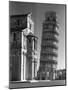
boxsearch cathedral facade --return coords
[10,13,38,81]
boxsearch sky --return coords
[9,1,66,70]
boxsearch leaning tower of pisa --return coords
[37,11,59,80]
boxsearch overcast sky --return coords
[9,1,66,70]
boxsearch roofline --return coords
[10,12,32,18]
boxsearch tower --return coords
[10,13,38,81]
[37,11,59,80]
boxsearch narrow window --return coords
[13,32,16,41]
